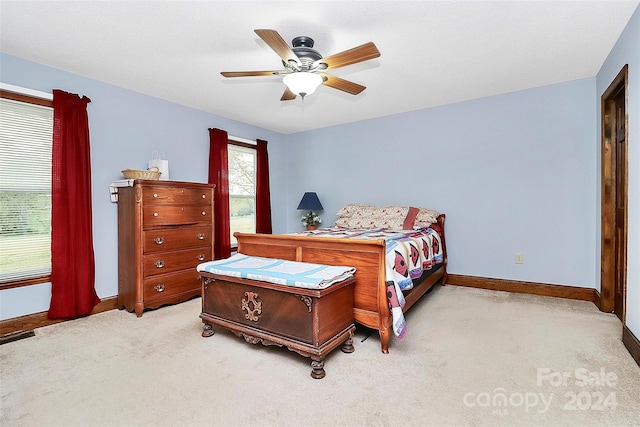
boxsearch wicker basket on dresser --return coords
[116,180,215,317]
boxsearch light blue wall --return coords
[597,6,640,338]
[0,54,288,320]
[286,78,597,288]
[0,39,624,324]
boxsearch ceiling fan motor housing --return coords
[286,36,324,71]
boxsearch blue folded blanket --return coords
[197,253,356,289]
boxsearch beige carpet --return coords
[1,285,639,427]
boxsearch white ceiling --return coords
[1,1,637,134]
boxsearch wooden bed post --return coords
[438,214,448,284]
[376,248,392,354]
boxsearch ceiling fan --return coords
[221,29,381,101]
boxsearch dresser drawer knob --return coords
[197,254,206,261]
[201,211,206,216]
[197,233,205,240]
[201,194,207,199]
[154,284,165,293]
[154,237,164,245]
[153,193,158,198]
[155,260,165,268]
[153,212,159,217]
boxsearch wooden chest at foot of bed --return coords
[199,273,356,379]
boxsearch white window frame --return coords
[228,140,257,247]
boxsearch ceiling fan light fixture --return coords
[283,72,323,97]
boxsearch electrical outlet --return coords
[515,253,524,264]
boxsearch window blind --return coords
[0,97,53,281]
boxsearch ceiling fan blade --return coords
[280,88,297,101]
[320,74,366,95]
[255,29,301,66]
[221,70,287,77]
[317,42,380,70]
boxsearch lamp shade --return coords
[297,192,324,211]
[283,72,323,97]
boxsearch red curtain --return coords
[48,90,100,319]
[255,139,272,234]
[208,128,231,259]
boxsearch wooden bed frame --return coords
[234,214,448,353]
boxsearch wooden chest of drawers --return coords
[117,180,215,316]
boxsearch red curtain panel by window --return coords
[49,89,100,319]
[255,139,272,234]
[208,128,231,259]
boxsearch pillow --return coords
[335,205,410,230]
[413,208,441,228]
[336,203,372,218]
[403,206,420,230]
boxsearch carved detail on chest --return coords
[241,291,262,321]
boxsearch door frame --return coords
[600,64,628,317]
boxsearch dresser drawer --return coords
[143,205,212,227]
[143,269,201,303]
[144,226,212,253]
[142,186,212,206]
[143,247,211,277]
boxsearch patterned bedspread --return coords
[197,253,356,290]
[287,227,444,338]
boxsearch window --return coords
[0,90,53,286]
[228,142,256,246]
